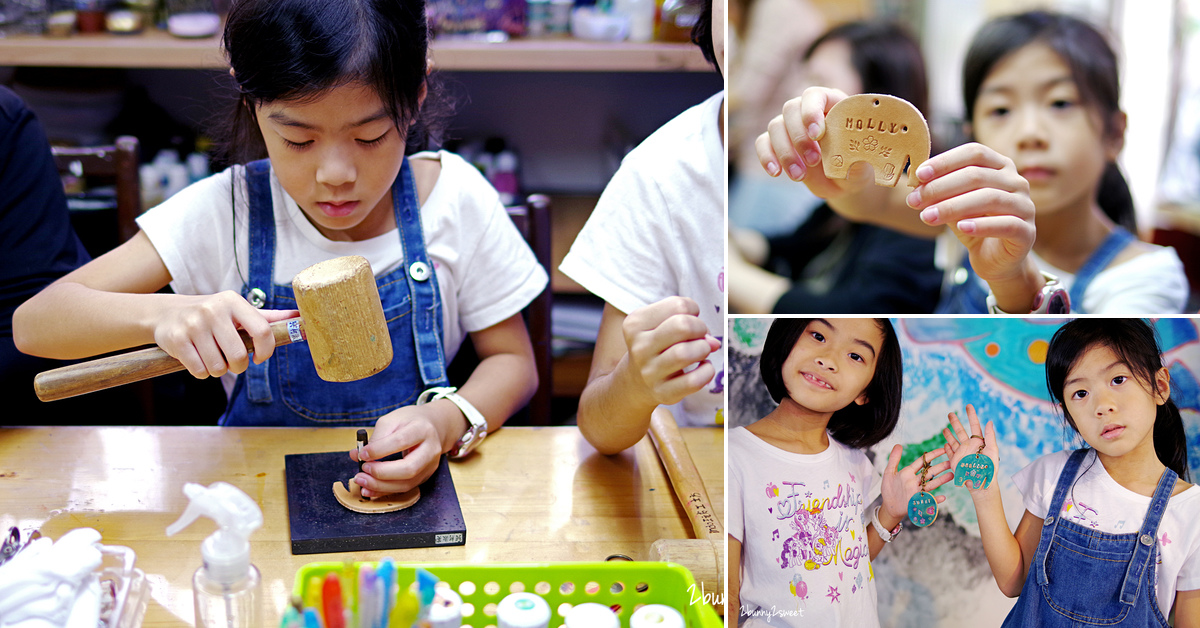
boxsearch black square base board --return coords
[284,451,466,555]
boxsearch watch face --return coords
[1047,290,1069,315]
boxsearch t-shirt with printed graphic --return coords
[1013,448,1200,616]
[559,91,725,428]
[729,426,878,628]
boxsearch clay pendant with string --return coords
[954,435,995,490]
[908,456,938,528]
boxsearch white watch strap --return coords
[872,505,900,542]
[416,386,488,459]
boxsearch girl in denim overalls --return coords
[14,0,548,495]
[945,319,1200,625]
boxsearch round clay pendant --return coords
[907,491,938,527]
[333,478,420,514]
[954,452,995,490]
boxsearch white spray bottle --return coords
[166,482,263,628]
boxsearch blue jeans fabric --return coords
[1001,449,1177,627]
[935,226,1135,314]
[221,157,449,426]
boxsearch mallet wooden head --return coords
[292,255,391,382]
[33,255,391,401]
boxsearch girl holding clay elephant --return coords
[756,10,1187,314]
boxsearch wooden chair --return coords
[51,135,141,246]
[447,194,554,426]
[506,194,553,425]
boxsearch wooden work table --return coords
[0,425,723,626]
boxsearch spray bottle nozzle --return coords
[166,482,263,585]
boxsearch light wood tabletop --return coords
[0,425,723,626]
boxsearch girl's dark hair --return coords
[690,0,718,75]
[962,11,1136,231]
[759,318,903,449]
[215,0,449,165]
[805,21,929,118]
[1046,318,1189,481]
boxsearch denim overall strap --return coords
[934,256,989,314]
[1033,448,1090,586]
[1118,464,1179,604]
[241,159,277,403]
[1068,226,1135,314]
[395,157,450,388]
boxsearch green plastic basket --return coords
[293,561,722,628]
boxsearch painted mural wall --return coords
[728,317,1200,627]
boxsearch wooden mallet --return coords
[34,255,392,401]
[648,407,724,613]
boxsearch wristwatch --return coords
[871,505,902,542]
[987,271,1070,315]
[416,386,488,459]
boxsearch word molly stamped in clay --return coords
[821,93,930,188]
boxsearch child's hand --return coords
[880,445,953,523]
[943,404,1000,492]
[350,405,447,498]
[622,297,721,407]
[755,86,876,199]
[153,290,299,379]
[904,143,1036,284]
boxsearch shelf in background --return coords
[0,29,711,72]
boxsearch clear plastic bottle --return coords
[192,557,261,628]
[166,482,264,628]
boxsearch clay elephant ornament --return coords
[821,93,930,188]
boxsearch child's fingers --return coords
[947,411,969,443]
[965,404,984,436]
[212,323,250,375]
[356,447,436,496]
[918,187,1034,229]
[907,164,1027,212]
[624,297,701,337]
[924,461,954,491]
[658,360,716,402]
[910,142,1014,186]
[755,131,785,178]
[643,339,718,388]
[884,443,903,476]
[169,342,210,379]
[950,215,1037,245]
[765,115,807,181]
[794,86,848,145]
[191,335,231,379]
[985,420,1000,457]
[628,315,710,368]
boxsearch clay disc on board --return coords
[333,478,420,514]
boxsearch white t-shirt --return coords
[137,150,548,393]
[729,427,879,628]
[559,91,725,427]
[1013,449,1200,615]
[1028,247,1188,314]
[942,230,1188,314]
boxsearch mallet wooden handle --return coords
[649,407,723,541]
[648,407,724,612]
[34,318,306,402]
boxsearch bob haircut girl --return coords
[758,317,903,447]
[731,318,951,627]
